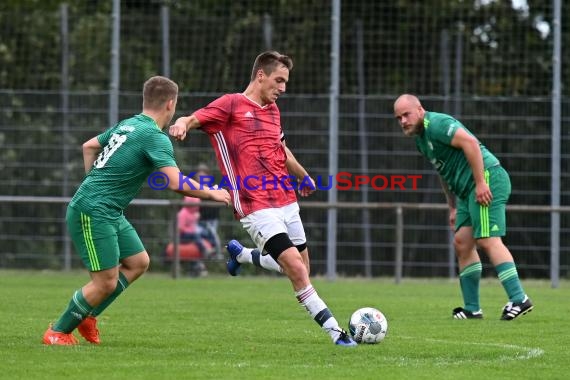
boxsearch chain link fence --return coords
[0,0,568,279]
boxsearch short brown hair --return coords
[142,76,178,110]
[250,51,293,82]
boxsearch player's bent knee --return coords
[453,235,474,253]
[122,251,150,274]
[140,255,151,272]
[93,277,120,296]
[280,253,309,285]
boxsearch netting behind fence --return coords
[0,0,568,277]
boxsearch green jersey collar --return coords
[423,112,431,130]
[139,113,161,130]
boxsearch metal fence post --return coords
[550,0,562,289]
[160,4,170,77]
[395,205,403,284]
[355,19,372,278]
[262,13,273,49]
[326,0,341,281]
[109,0,120,127]
[60,3,71,271]
[171,204,181,279]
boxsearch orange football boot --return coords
[43,326,79,345]
[77,316,100,344]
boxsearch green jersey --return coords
[415,111,499,199]
[69,114,177,220]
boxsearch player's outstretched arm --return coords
[82,137,102,174]
[169,115,201,141]
[159,166,231,206]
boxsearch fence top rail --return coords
[0,196,568,213]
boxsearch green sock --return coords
[91,271,130,317]
[53,289,94,333]
[496,262,525,303]
[459,262,482,312]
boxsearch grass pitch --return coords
[0,270,568,379]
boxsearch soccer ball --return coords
[348,307,388,344]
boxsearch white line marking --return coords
[398,336,544,365]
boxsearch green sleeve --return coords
[429,116,463,146]
[144,132,177,169]
[96,126,114,147]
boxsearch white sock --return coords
[236,247,254,263]
[295,285,341,342]
[258,253,283,273]
[237,247,282,273]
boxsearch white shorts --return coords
[240,202,307,253]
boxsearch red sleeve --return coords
[194,94,233,134]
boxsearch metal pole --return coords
[172,204,181,279]
[60,3,71,271]
[440,29,451,111]
[109,0,120,127]
[440,29,456,279]
[454,23,463,118]
[355,20,372,278]
[161,5,170,78]
[550,0,561,289]
[451,26,464,280]
[263,13,273,50]
[326,0,341,281]
[395,206,403,284]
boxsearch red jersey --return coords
[194,93,297,218]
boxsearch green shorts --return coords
[66,206,145,271]
[455,166,511,239]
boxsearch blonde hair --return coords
[142,76,178,110]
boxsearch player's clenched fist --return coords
[210,187,231,206]
[169,123,187,141]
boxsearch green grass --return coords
[1,270,568,380]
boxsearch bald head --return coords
[394,94,422,109]
[393,94,425,137]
